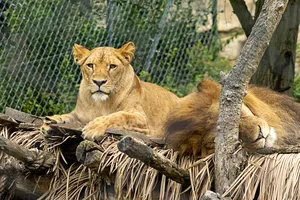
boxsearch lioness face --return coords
[73,42,135,101]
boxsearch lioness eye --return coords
[86,63,93,69]
[110,64,117,69]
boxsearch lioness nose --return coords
[93,79,107,87]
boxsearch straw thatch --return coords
[225,153,300,200]
[2,112,300,200]
[0,124,214,200]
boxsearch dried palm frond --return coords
[38,135,214,200]
[4,123,300,200]
[224,153,300,200]
[0,126,213,200]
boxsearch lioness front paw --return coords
[82,117,109,141]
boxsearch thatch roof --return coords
[0,125,214,200]
[1,110,300,200]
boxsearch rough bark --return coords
[255,145,300,154]
[0,165,50,199]
[229,0,255,37]
[76,140,105,169]
[0,135,55,172]
[5,107,43,126]
[251,0,300,95]
[118,136,190,186]
[215,0,289,195]
[106,127,164,147]
[200,190,227,200]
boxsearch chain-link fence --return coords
[0,0,222,116]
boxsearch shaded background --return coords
[0,0,230,116]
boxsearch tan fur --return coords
[165,79,300,158]
[46,42,179,140]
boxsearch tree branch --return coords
[0,166,50,199]
[76,140,105,169]
[200,190,226,200]
[255,145,300,154]
[0,136,55,172]
[215,0,289,194]
[105,127,165,147]
[229,0,255,37]
[117,136,190,186]
[143,0,173,72]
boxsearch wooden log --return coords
[76,140,105,169]
[47,123,83,137]
[0,107,43,129]
[200,190,227,200]
[76,140,115,184]
[254,145,300,154]
[0,113,19,127]
[0,165,50,199]
[0,113,41,130]
[117,136,190,186]
[0,135,55,172]
[106,127,165,147]
[5,107,43,126]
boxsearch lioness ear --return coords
[119,42,135,63]
[73,44,90,64]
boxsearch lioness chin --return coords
[46,42,179,140]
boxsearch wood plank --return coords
[118,136,190,186]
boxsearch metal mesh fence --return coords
[0,0,220,116]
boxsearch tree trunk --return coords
[143,0,173,72]
[215,0,288,195]
[228,0,255,37]
[106,0,116,46]
[250,0,300,95]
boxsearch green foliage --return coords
[292,44,300,100]
[141,40,231,97]
[293,73,300,100]
[0,0,223,115]
[186,41,231,81]
[0,0,105,115]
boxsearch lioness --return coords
[165,79,300,158]
[46,42,179,140]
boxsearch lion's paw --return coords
[82,117,109,141]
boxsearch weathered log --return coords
[76,140,105,169]
[0,113,40,130]
[200,190,227,200]
[118,136,190,186]
[0,113,19,127]
[1,108,42,129]
[0,165,50,199]
[254,145,300,154]
[229,0,254,37]
[0,135,55,172]
[5,107,43,126]
[106,127,165,147]
[46,123,83,137]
